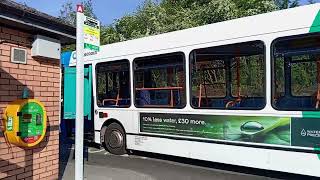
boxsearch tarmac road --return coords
[59,143,298,180]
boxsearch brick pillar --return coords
[0,26,60,180]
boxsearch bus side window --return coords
[272,34,320,111]
[190,41,266,110]
[96,60,131,108]
[133,53,186,108]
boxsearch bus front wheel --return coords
[103,122,127,155]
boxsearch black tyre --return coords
[103,122,127,155]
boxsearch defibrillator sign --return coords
[7,117,13,131]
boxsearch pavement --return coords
[60,148,272,180]
[58,137,315,180]
[58,139,280,180]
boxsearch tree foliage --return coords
[101,0,279,45]
[308,0,317,4]
[274,0,299,9]
[58,0,306,46]
[58,0,304,46]
[59,0,97,51]
[59,0,97,26]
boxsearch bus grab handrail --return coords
[135,87,183,91]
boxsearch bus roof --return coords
[71,3,320,65]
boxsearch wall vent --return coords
[11,47,27,64]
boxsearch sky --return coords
[15,0,144,25]
[15,0,320,25]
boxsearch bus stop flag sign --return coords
[83,16,100,56]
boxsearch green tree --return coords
[59,0,97,51]
[308,0,317,4]
[59,0,97,26]
[101,0,278,44]
[274,0,299,9]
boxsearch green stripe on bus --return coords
[310,10,320,33]
[302,111,320,118]
[315,146,320,160]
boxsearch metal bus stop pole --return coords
[75,4,85,180]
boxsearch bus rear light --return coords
[99,112,108,118]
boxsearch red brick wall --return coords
[0,26,60,179]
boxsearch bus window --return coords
[96,60,131,108]
[134,53,186,108]
[231,55,264,99]
[190,41,265,109]
[273,34,320,111]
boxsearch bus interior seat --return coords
[275,96,315,109]
[139,90,151,106]
[193,97,265,109]
[139,90,182,107]
[239,98,265,108]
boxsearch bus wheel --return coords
[103,122,127,155]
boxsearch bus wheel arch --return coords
[101,119,127,155]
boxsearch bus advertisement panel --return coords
[140,113,320,148]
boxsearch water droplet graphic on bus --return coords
[240,121,264,134]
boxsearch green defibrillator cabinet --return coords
[3,99,47,147]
